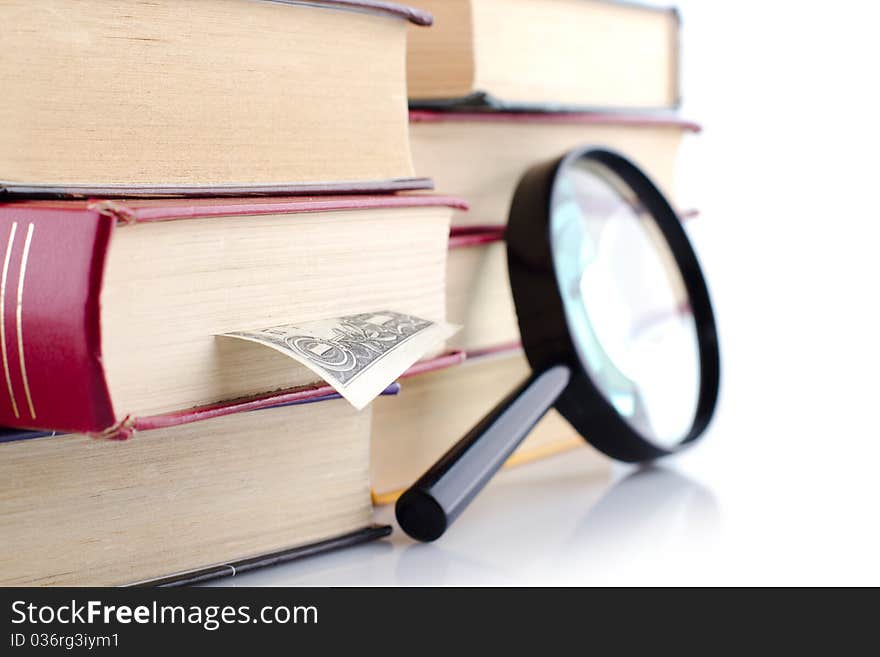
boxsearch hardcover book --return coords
[0,194,464,435]
[1,0,433,197]
[0,389,391,586]
[446,226,518,352]
[410,111,699,226]
[406,0,680,111]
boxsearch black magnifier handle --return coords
[396,364,571,542]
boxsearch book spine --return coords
[0,205,116,433]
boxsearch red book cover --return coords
[0,195,466,437]
[409,110,702,133]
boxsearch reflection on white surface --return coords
[206,450,719,587]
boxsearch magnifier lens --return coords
[550,158,700,448]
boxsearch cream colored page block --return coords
[0,400,372,586]
[446,241,519,351]
[410,120,684,225]
[101,207,450,417]
[471,0,677,107]
[0,0,412,184]
[406,0,476,98]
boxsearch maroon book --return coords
[0,194,465,436]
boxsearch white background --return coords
[211,1,880,586]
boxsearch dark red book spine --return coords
[0,205,115,433]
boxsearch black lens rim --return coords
[506,146,720,462]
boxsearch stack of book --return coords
[0,0,462,586]
[0,0,697,586]
[371,0,699,501]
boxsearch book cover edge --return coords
[272,0,433,26]
[0,177,437,201]
[130,524,393,587]
[409,105,700,132]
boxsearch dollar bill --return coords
[218,311,459,409]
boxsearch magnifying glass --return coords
[396,146,720,542]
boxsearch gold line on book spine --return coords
[16,223,36,420]
[1,222,20,419]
